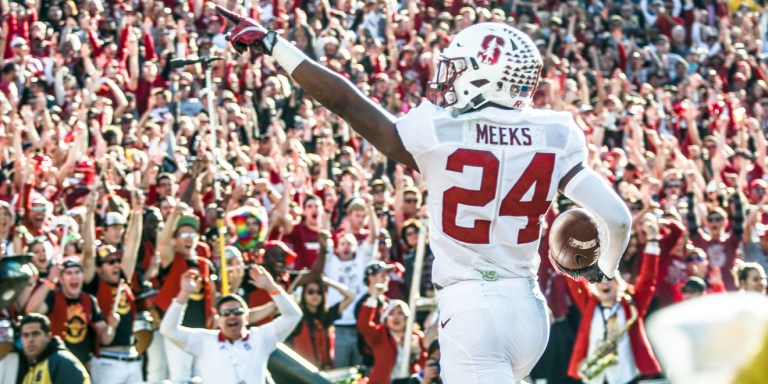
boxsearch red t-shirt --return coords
[692,229,741,291]
[286,222,319,270]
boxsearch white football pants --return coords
[437,278,549,384]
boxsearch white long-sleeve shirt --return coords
[160,290,302,384]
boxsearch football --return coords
[549,208,600,270]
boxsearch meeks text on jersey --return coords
[474,123,532,146]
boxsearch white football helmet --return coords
[428,23,543,115]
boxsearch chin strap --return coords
[451,94,487,116]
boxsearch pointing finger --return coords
[215,4,243,24]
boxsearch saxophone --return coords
[578,294,639,381]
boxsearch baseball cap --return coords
[380,299,410,324]
[365,260,395,277]
[105,211,127,227]
[679,276,707,294]
[734,148,755,161]
[175,215,200,232]
[61,257,83,271]
[371,179,388,190]
[750,179,768,190]
[10,36,27,48]
[96,244,120,262]
[263,240,297,266]
[224,246,243,262]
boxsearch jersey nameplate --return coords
[463,121,546,148]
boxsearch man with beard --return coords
[161,267,301,384]
[19,313,90,383]
[81,192,143,384]
[26,258,120,366]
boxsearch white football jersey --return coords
[395,102,587,287]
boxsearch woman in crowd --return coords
[358,282,427,384]
[287,275,354,369]
[733,260,767,294]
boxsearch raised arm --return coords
[248,301,277,324]
[158,203,185,269]
[216,6,417,170]
[248,265,302,340]
[291,230,331,288]
[160,270,206,357]
[82,193,98,284]
[322,275,355,313]
[559,163,632,281]
[122,191,144,281]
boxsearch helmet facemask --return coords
[427,57,468,109]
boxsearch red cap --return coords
[750,179,768,190]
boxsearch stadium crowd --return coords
[0,0,768,383]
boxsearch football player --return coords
[217,10,631,383]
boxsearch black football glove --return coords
[549,253,611,284]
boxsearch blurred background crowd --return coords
[1,0,768,383]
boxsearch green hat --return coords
[176,215,200,232]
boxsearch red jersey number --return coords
[442,149,555,244]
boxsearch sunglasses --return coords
[404,198,419,204]
[754,189,766,195]
[30,205,47,212]
[178,232,198,239]
[305,288,321,295]
[220,307,246,317]
[102,258,121,266]
[405,230,418,236]
[686,255,705,262]
[630,204,644,212]
[372,189,385,194]
[707,216,724,223]
[665,183,682,189]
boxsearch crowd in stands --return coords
[1,0,768,383]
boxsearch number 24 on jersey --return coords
[441,149,555,245]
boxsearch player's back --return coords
[395,101,587,287]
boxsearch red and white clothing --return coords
[692,229,741,291]
[160,289,302,384]
[286,222,320,270]
[396,103,610,383]
[566,248,662,382]
[396,103,587,287]
[358,299,427,384]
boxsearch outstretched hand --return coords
[216,5,272,55]
[249,265,277,290]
